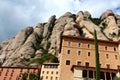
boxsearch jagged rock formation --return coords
[76,11,107,40]
[100,10,120,41]
[0,10,120,67]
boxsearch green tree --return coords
[113,76,120,80]
[94,30,100,80]
[30,53,58,66]
[84,78,91,80]
[21,73,27,80]
[29,73,39,80]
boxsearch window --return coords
[85,62,89,67]
[51,76,53,80]
[88,44,90,48]
[88,52,90,56]
[51,71,53,74]
[66,60,70,65]
[54,65,58,68]
[56,71,58,74]
[50,65,54,68]
[89,70,93,78]
[115,55,117,59]
[117,65,120,69]
[42,71,44,74]
[56,77,58,80]
[68,42,71,46]
[78,51,81,55]
[106,54,109,59]
[67,50,70,54]
[77,61,81,66]
[41,76,43,79]
[47,71,49,74]
[114,47,116,51]
[78,43,81,47]
[106,64,110,69]
[46,76,48,79]
[105,46,107,50]
[99,64,101,68]
[83,70,87,78]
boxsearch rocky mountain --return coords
[0,10,120,67]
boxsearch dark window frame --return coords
[78,51,81,55]
[88,52,90,56]
[67,50,70,54]
[66,60,70,65]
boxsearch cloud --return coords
[0,0,120,42]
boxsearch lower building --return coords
[0,67,39,80]
[40,63,59,80]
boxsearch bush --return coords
[21,73,27,80]
[84,78,91,80]
[29,53,59,66]
[29,73,39,80]
[113,76,120,80]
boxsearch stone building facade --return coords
[58,35,120,80]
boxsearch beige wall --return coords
[59,36,120,80]
[41,63,59,80]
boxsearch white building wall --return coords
[73,68,84,80]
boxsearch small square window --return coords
[105,46,107,50]
[78,43,81,47]
[114,47,116,51]
[51,71,53,74]
[56,77,58,80]
[77,61,81,66]
[47,71,49,74]
[117,65,120,69]
[115,55,117,59]
[56,71,58,74]
[88,52,90,56]
[42,71,44,74]
[106,64,110,69]
[99,64,101,68]
[66,60,70,65]
[85,62,89,67]
[51,76,53,80]
[67,50,70,54]
[46,76,48,79]
[106,54,109,59]
[41,76,43,79]
[88,44,90,48]
[68,42,71,46]
[78,51,81,55]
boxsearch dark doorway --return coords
[106,72,110,80]
[100,71,105,80]
[112,73,116,79]
[89,70,93,78]
[83,70,87,78]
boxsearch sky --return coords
[0,0,120,42]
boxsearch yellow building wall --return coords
[41,64,59,80]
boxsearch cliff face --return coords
[0,10,120,67]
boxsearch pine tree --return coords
[94,30,100,80]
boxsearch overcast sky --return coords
[0,0,120,42]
